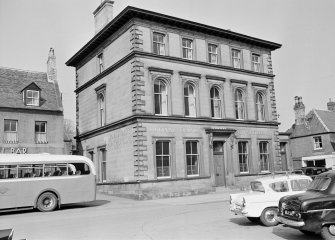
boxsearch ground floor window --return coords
[186,141,199,176]
[238,141,249,173]
[99,148,106,182]
[259,141,269,172]
[155,140,171,178]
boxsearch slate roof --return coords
[314,109,335,132]
[0,66,63,112]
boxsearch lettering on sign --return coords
[0,148,27,154]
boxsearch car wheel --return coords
[260,207,279,226]
[321,224,335,240]
[247,217,260,223]
[37,192,58,212]
[299,230,314,235]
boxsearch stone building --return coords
[0,48,65,154]
[288,97,335,169]
[66,1,282,198]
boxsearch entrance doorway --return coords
[213,141,226,186]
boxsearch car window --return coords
[251,181,265,192]
[269,181,289,192]
[290,179,311,191]
[308,177,331,191]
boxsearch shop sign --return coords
[0,147,28,154]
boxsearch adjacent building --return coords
[0,48,65,154]
[66,1,282,198]
[288,97,335,169]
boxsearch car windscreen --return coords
[250,181,265,192]
[307,177,331,191]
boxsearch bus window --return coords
[45,164,67,177]
[0,165,17,179]
[18,165,34,178]
[69,162,90,175]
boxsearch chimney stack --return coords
[327,98,335,112]
[93,0,114,34]
[47,48,57,83]
[294,96,305,125]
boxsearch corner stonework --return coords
[133,122,148,180]
[130,25,143,51]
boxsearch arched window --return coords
[184,83,196,117]
[235,89,245,119]
[154,79,168,115]
[256,92,265,121]
[210,87,222,118]
[98,93,105,127]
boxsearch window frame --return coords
[313,136,323,150]
[234,88,246,120]
[251,53,261,72]
[98,147,107,183]
[35,121,47,144]
[256,91,266,121]
[208,43,219,64]
[97,92,106,127]
[4,119,18,143]
[97,53,104,74]
[26,90,40,106]
[238,141,249,174]
[184,82,197,117]
[259,141,270,172]
[154,139,172,179]
[185,140,200,177]
[231,48,242,69]
[152,31,166,56]
[154,79,169,116]
[210,86,222,118]
[181,37,193,60]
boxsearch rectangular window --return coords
[238,141,249,173]
[155,140,171,178]
[182,38,193,60]
[259,141,269,172]
[0,165,17,179]
[35,121,47,144]
[314,136,323,150]
[252,53,261,72]
[4,120,18,143]
[232,49,241,68]
[26,90,39,106]
[186,141,199,176]
[208,44,218,64]
[99,148,107,182]
[153,32,166,55]
[98,53,103,73]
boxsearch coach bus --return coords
[0,154,96,212]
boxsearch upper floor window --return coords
[98,53,104,73]
[256,92,265,121]
[98,93,105,127]
[259,141,269,172]
[210,87,222,118]
[4,119,18,143]
[252,53,261,72]
[235,89,245,120]
[154,79,168,115]
[153,32,166,55]
[184,83,196,117]
[238,141,249,173]
[313,136,323,150]
[208,44,218,64]
[232,49,241,69]
[182,38,193,60]
[155,140,171,178]
[186,141,199,176]
[26,90,39,106]
[35,121,47,144]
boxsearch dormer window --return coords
[26,90,40,106]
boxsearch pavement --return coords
[96,187,244,206]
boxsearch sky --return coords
[0,0,334,132]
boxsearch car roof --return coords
[316,170,335,178]
[253,174,312,183]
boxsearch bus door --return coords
[0,165,18,209]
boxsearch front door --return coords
[213,141,226,186]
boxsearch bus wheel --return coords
[37,192,58,212]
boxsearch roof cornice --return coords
[66,6,281,67]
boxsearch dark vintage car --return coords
[277,170,335,240]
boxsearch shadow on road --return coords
[229,217,260,226]
[272,225,322,240]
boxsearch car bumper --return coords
[276,216,305,228]
[230,205,247,215]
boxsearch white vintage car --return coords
[230,174,312,226]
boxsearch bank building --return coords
[66,1,282,199]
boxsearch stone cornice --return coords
[251,82,268,88]
[148,67,173,74]
[75,51,275,94]
[77,114,279,140]
[205,75,226,82]
[230,79,248,85]
[0,107,63,116]
[179,71,201,78]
